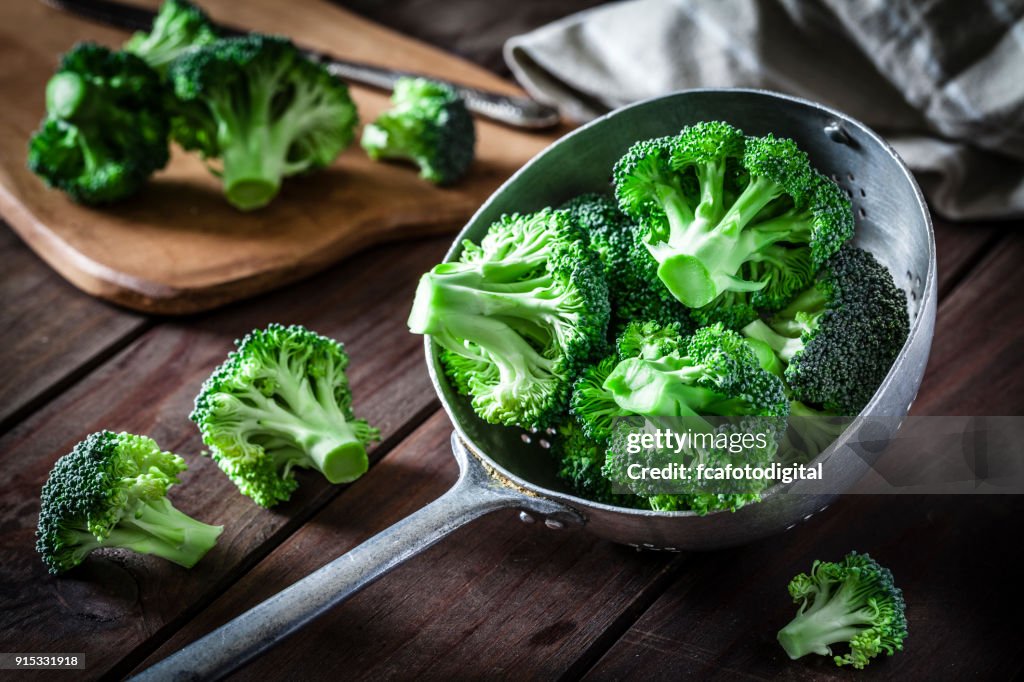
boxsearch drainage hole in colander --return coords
[858,207,867,218]
[521,433,532,444]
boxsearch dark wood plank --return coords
[581,495,1024,681]
[0,235,450,681]
[137,411,685,680]
[930,217,1002,300]
[912,231,1024,415]
[0,226,147,430]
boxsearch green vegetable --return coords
[613,121,853,327]
[27,43,170,204]
[742,245,909,414]
[568,322,788,513]
[190,324,379,508]
[562,193,692,334]
[778,551,908,669]
[361,77,475,186]
[572,323,789,437]
[124,0,218,73]
[552,419,639,506]
[36,431,221,574]
[408,208,610,429]
[168,34,358,210]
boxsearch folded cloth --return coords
[504,0,1024,220]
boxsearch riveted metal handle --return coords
[131,434,577,681]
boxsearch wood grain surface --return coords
[0,0,559,314]
[0,236,448,680]
[1,1,1021,680]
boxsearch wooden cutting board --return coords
[0,0,562,313]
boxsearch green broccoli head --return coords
[36,431,222,574]
[190,324,379,508]
[778,551,908,668]
[742,245,910,414]
[27,43,170,204]
[168,34,358,210]
[600,415,776,514]
[604,323,789,420]
[552,419,640,506]
[613,122,853,319]
[562,193,693,334]
[361,77,475,186]
[409,208,610,429]
[124,0,218,73]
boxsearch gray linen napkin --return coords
[504,0,1024,220]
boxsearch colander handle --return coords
[130,432,577,681]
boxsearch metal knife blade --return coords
[40,0,561,129]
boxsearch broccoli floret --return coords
[27,43,170,204]
[613,122,853,322]
[572,323,787,437]
[605,324,789,419]
[124,0,217,73]
[561,193,692,333]
[409,209,609,429]
[601,415,776,514]
[35,431,222,574]
[168,35,358,210]
[742,246,909,414]
[616,320,688,360]
[190,324,379,508]
[570,354,629,441]
[361,77,475,186]
[778,551,908,668]
[552,419,639,506]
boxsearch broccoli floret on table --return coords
[168,34,358,210]
[778,551,908,669]
[124,0,218,73]
[362,77,475,186]
[27,43,170,204]
[190,324,379,508]
[36,431,222,574]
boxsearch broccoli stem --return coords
[107,498,222,568]
[777,582,878,660]
[220,133,287,210]
[742,319,804,363]
[241,375,371,484]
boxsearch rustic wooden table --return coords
[2,3,1022,680]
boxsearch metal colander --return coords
[134,89,936,680]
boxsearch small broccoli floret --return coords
[742,245,909,414]
[778,551,908,668]
[561,193,692,333]
[361,77,475,186]
[605,324,789,419]
[613,122,853,319]
[27,43,169,204]
[616,320,688,360]
[552,419,640,506]
[601,415,776,514]
[124,0,217,73]
[409,209,610,428]
[190,324,379,508]
[570,354,628,441]
[36,431,222,574]
[168,35,358,210]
